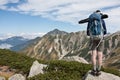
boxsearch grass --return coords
[0,49,119,80]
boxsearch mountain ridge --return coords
[12,29,120,70]
[0,36,29,49]
[45,29,68,36]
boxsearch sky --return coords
[0,0,120,39]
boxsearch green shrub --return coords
[28,60,92,80]
[0,49,36,74]
[0,49,120,80]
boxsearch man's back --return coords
[88,12,102,35]
[87,12,107,36]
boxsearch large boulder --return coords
[28,60,47,78]
[62,56,89,64]
[8,74,25,80]
[83,70,120,80]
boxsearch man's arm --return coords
[78,18,89,24]
[101,14,108,19]
[78,14,108,24]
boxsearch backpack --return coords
[88,12,104,40]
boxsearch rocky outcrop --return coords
[8,74,25,80]
[28,60,47,78]
[62,56,89,64]
[83,70,120,80]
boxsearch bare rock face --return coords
[62,56,89,64]
[83,70,120,80]
[21,30,88,60]
[8,74,25,80]
[28,60,47,78]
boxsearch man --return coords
[79,10,108,76]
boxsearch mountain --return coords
[16,29,120,69]
[11,29,68,52]
[0,36,29,49]
[103,31,120,69]
[19,29,89,60]
[45,29,68,36]
[11,37,41,51]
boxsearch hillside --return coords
[0,49,120,80]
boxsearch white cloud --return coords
[104,7,120,32]
[0,33,46,40]
[19,32,46,39]
[0,0,120,33]
[0,0,19,5]
[0,33,15,40]
[0,0,19,10]
[0,0,7,5]
[0,5,7,10]
[0,43,12,49]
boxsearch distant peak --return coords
[45,29,68,36]
[53,29,60,31]
[51,29,63,33]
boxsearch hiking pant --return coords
[89,39,104,52]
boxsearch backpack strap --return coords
[95,19,104,48]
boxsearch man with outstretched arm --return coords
[79,10,108,76]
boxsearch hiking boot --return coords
[96,70,101,76]
[90,70,97,76]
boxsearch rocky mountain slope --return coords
[103,31,120,69]
[21,29,88,60]
[17,29,120,69]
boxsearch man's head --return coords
[95,10,101,13]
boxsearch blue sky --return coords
[0,0,120,39]
[0,10,80,33]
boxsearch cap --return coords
[96,10,101,12]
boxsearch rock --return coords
[0,76,5,80]
[8,74,25,80]
[83,70,120,80]
[62,56,89,64]
[28,60,47,78]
